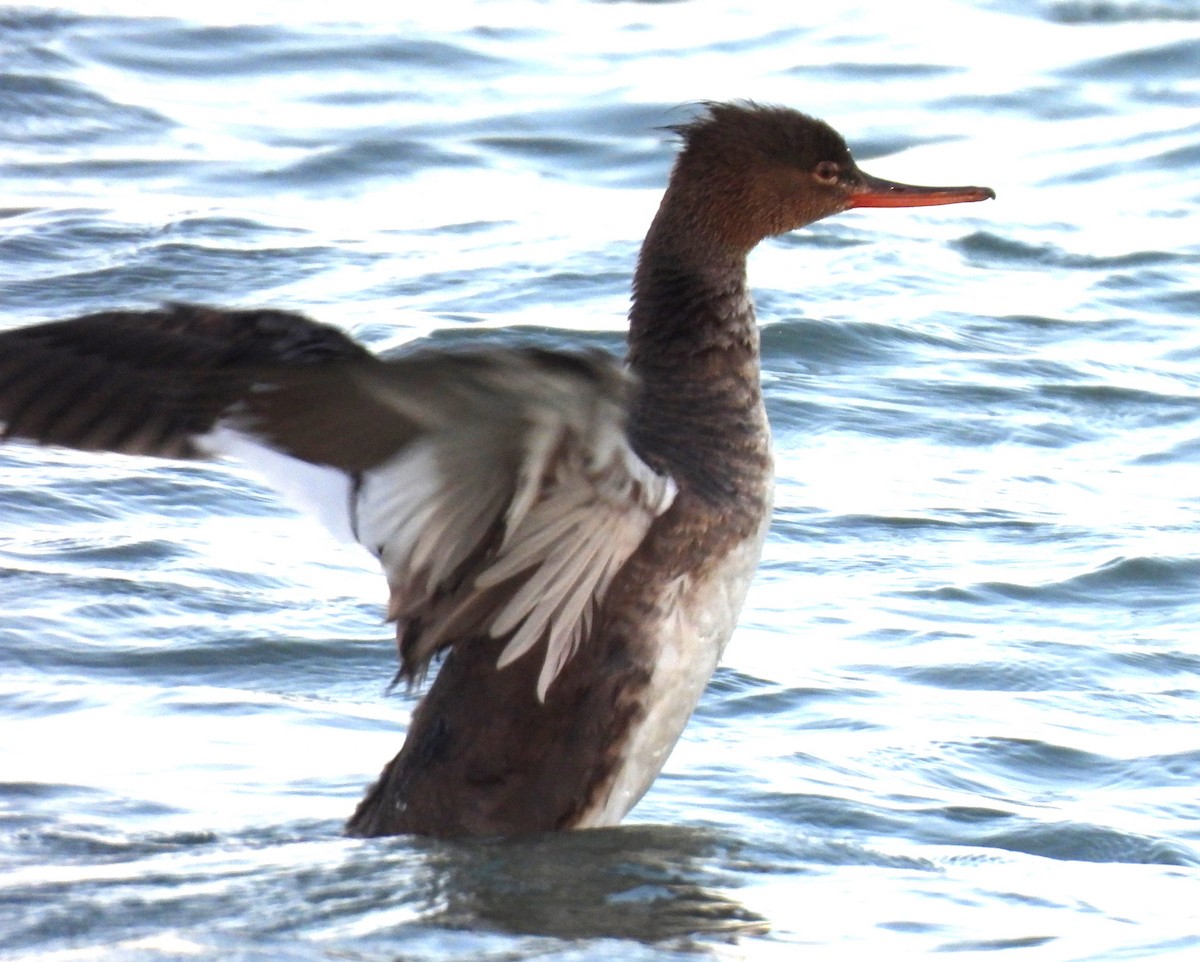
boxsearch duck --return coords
[0,102,993,837]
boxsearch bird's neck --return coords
[625,209,769,504]
[628,184,761,363]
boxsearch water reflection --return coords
[409,824,766,943]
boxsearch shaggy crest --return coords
[669,101,855,172]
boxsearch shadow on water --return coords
[397,824,767,943]
[0,814,765,954]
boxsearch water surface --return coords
[2,2,1200,959]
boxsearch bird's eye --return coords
[814,161,840,185]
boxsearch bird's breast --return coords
[574,479,774,827]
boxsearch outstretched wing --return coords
[0,304,374,458]
[0,305,676,699]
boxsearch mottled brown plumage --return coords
[0,103,992,836]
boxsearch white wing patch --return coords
[480,415,676,699]
[197,424,358,544]
[196,351,675,701]
[354,357,677,700]
[356,426,514,604]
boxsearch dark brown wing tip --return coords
[0,303,373,458]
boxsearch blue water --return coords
[2,1,1200,959]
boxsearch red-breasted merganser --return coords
[0,103,993,836]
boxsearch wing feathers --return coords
[361,353,677,699]
[0,304,372,459]
[1,305,676,700]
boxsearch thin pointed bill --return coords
[847,170,996,209]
